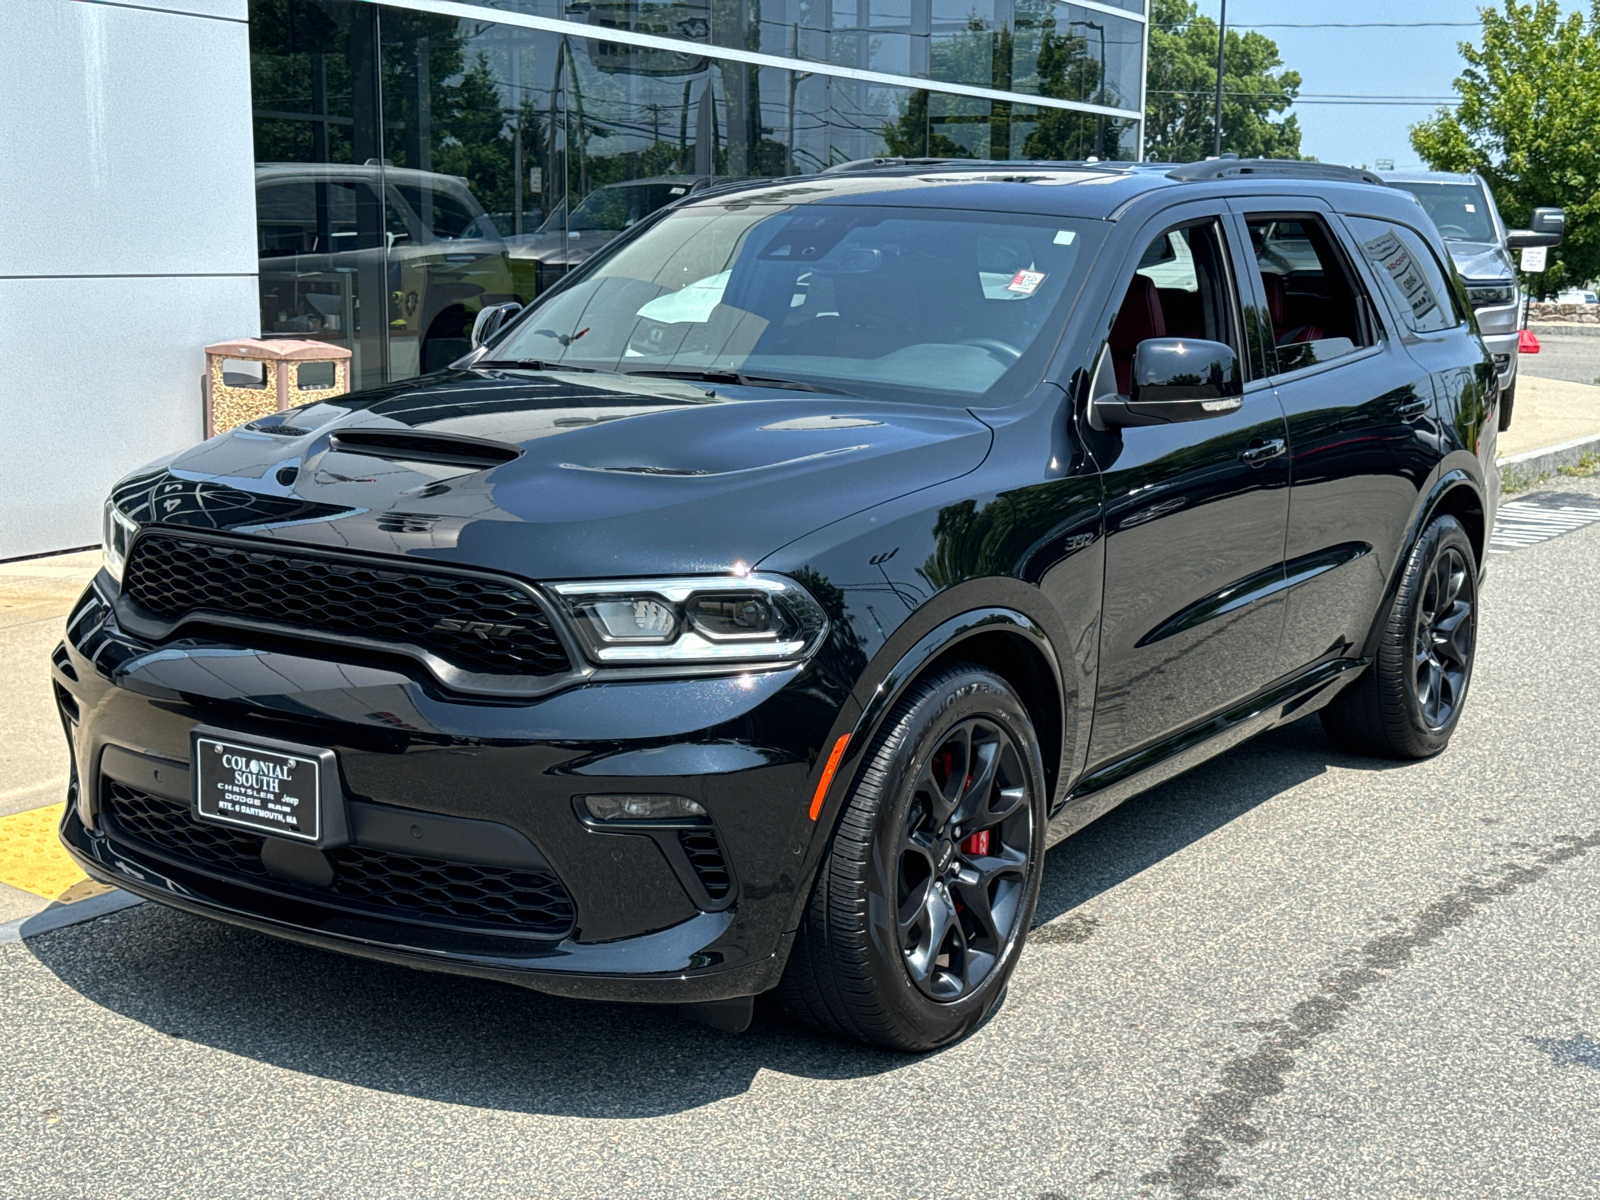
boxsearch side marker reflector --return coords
[809,734,851,821]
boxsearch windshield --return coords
[1385,181,1498,243]
[489,204,1103,405]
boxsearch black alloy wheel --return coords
[778,663,1047,1052]
[896,718,1032,1002]
[1322,514,1478,759]
[1413,544,1473,730]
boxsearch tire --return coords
[1321,515,1478,759]
[1498,378,1516,433]
[778,663,1048,1052]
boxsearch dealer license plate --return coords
[194,734,323,841]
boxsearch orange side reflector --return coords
[809,734,851,821]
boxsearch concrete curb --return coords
[1497,432,1600,490]
[1530,323,1600,338]
[0,890,143,946]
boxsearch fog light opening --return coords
[582,794,708,823]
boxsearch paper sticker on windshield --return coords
[1054,230,1076,245]
[1006,269,1047,296]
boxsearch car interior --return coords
[1105,222,1236,395]
[1245,216,1368,370]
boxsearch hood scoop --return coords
[329,429,524,470]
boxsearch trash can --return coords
[205,338,352,436]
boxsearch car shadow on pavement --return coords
[24,718,1413,1118]
[1032,714,1411,927]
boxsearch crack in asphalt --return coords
[1142,827,1600,1198]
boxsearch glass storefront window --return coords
[250,0,389,389]
[249,0,1144,387]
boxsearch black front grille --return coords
[325,846,574,931]
[104,780,267,876]
[679,830,732,902]
[101,782,575,938]
[122,532,571,678]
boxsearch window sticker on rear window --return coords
[1006,269,1047,296]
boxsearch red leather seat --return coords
[1262,273,1324,345]
[1110,275,1166,394]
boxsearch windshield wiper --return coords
[475,358,599,373]
[620,367,858,397]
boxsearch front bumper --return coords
[54,576,849,1003]
[1475,301,1520,389]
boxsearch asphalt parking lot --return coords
[1525,329,1600,386]
[4,479,1600,1200]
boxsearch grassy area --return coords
[1504,450,1600,495]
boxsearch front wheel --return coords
[778,663,1048,1051]
[1321,515,1478,759]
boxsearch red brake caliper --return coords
[960,829,990,856]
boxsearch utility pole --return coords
[1212,0,1227,157]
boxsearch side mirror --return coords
[1507,206,1564,249]
[470,302,523,349]
[1097,338,1244,428]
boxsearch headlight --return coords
[548,574,828,666]
[102,500,139,583]
[1465,283,1515,307]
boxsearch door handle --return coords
[1239,438,1286,466]
[1395,398,1430,419]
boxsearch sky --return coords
[1183,0,1587,169]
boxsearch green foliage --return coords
[880,6,1136,161]
[1410,2,1600,295]
[1143,0,1303,162]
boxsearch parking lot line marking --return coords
[1488,498,1600,554]
[0,804,109,902]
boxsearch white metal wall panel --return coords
[0,275,261,560]
[0,0,258,557]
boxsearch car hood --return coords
[129,369,993,579]
[1444,239,1514,283]
[504,231,618,267]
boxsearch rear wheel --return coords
[1321,515,1478,759]
[778,663,1047,1051]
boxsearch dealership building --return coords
[3,0,1148,559]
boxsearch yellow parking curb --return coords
[0,804,110,902]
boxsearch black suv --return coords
[60,159,1497,1051]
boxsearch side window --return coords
[391,184,484,242]
[1244,215,1374,374]
[1346,217,1463,333]
[256,180,378,258]
[1097,219,1240,399]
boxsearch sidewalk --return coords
[0,549,106,922]
[1500,374,1600,459]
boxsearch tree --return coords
[1410,1,1600,295]
[1143,0,1303,162]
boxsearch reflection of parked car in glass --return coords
[1380,170,1564,431]
[256,164,526,376]
[505,176,722,291]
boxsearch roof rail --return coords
[1167,157,1385,186]
[821,157,971,173]
[820,156,1132,175]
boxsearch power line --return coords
[1153,20,1479,30]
